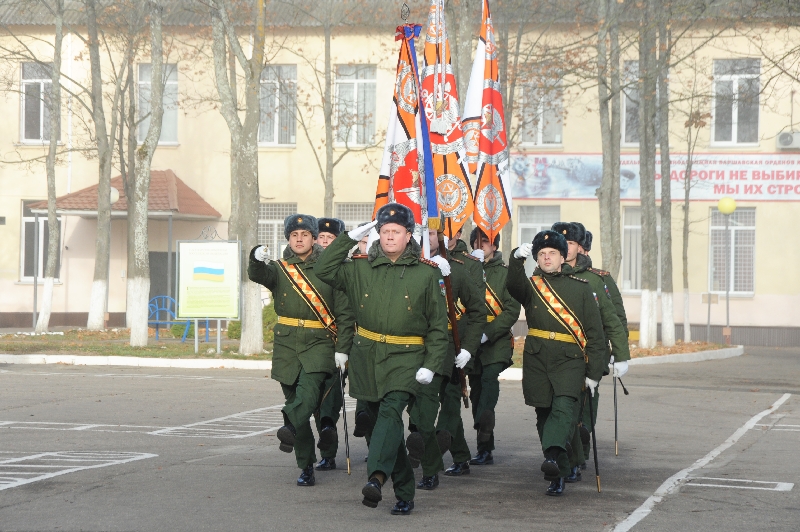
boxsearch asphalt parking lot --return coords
[0,346,798,531]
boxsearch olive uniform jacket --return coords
[473,252,522,371]
[450,239,484,288]
[507,253,606,408]
[316,234,449,403]
[571,253,630,365]
[247,244,355,387]
[440,253,486,376]
[578,254,628,336]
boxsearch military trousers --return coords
[408,374,448,477]
[315,369,346,459]
[534,395,578,478]
[280,369,329,469]
[436,378,472,464]
[364,391,416,502]
[469,361,505,453]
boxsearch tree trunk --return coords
[658,19,674,347]
[35,0,64,334]
[608,6,622,279]
[682,135,694,342]
[638,0,659,348]
[124,59,136,328]
[323,21,334,217]
[129,1,164,347]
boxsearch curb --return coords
[498,345,744,381]
[0,354,273,371]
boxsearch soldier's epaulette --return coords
[351,254,368,259]
[463,253,481,262]
[589,267,610,277]
[450,257,464,265]
[569,275,589,283]
[419,257,440,268]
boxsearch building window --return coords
[335,202,374,231]
[335,65,376,145]
[520,81,562,145]
[621,206,661,291]
[258,203,298,260]
[709,207,755,294]
[138,63,178,143]
[260,65,296,145]
[713,58,759,144]
[21,62,58,142]
[20,201,60,280]
[517,205,560,275]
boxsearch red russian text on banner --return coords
[463,0,512,243]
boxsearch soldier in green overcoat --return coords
[464,228,521,466]
[553,222,630,480]
[312,217,348,472]
[248,214,354,488]
[316,203,449,515]
[406,228,485,490]
[507,230,606,496]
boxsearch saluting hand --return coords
[254,246,269,262]
[514,243,533,259]
[348,220,377,241]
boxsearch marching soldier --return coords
[465,228,521,466]
[248,214,354,487]
[552,222,630,480]
[313,218,347,472]
[316,203,449,515]
[506,230,606,496]
[407,228,485,490]
[582,230,629,336]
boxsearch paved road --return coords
[0,347,797,531]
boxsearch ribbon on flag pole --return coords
[372,24,426,240]
[462,0,512,244]
[420,0,474,238]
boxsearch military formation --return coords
[248,203,630,514]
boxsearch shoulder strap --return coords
[485,283,504,317]
[589,267,610,277]
[529,276,587,350]
[276,260,338,341]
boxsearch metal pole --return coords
[216,319,221,354]
[706,293,711,342]
[33,213,39,328]
[167,214,173,299]
[725,214,730,328]
[194,319,199,354]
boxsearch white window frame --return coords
[20,62,57,144]
[519,82,563,146]
[259,65,297,146]
[138,63,179,144]
[334,202,374,231]
[711,58,760,147]
[257,203,298,261]
[20,201,61,281]
[620,206,661,293]
[334,64,377,147]
[708,207,756,296]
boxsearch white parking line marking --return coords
[0,421,168,434]
[0,370,266,382]
[614,393,792,532]
[0,451,156,491]
[686,477,794,491]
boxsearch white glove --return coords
[480,333,489,344]
[443,235,449,249]
[609,355,615,365]
[514,243,533,259]
[254,246,269,262]
[470,249,485,262]
[612,360,628,378]
[334,352,349,369]
[455,349,471,369]
[348,220,377,241]
[430,255,451,277]
[415,368,434,385]
[585,377,599,396]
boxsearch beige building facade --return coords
[0,17,797,344]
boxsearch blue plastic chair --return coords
[148,296,191,342]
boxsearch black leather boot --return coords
[546,477,565,496]
[361,477,383,508]
[390,499,414,515]
[565,465,582,483]
[444,461,470,476]
[405,431,425,469]
[436,429,452,455]
[417,473,439,490]
[276,424,296,453]
[317,425,337,451]
[353,411,373,438]
[297,464,315,486]
[315,457,336,471]
[469,450,494,465]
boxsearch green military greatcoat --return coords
[474,252,521,370]
[247,244,354,385]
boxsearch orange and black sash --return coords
[277,260,337,341]
[485,284,504,318]
[529,276,587,350]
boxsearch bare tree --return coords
[129,0,165,346]
[657,12,674,346]
[210,0,267,355]
[35,0,65,333]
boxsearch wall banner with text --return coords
[509,153,800,201]
[176,240,241,319]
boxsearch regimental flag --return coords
[462,0,512,243]
[421,0,474,238]
[193,262,224,282]
[373,24,426,237]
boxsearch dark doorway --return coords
[149,252,176,301]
